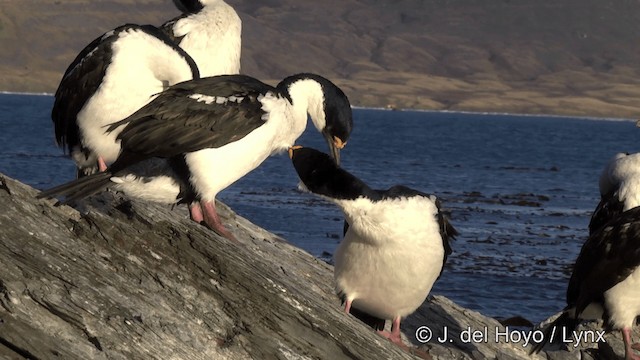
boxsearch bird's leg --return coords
[189,202,204,223]
[201,200,237,241]
[378,316,406,347]
[97,156,108,172]
[344,299,352,314]
[622,327,640,360]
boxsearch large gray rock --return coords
[0,173,634,359]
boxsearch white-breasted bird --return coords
[110,0,244,202]
[288,146,456,346]
[532,206,640,359]
[52,23,199,177]
[38,74,353,241]
[161,0,242,77]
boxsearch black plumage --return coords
[106,75,271,158]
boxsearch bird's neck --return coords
[282,77,327,133]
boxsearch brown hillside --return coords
[1,0,640,117]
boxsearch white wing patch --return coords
[188,93,245,105]
[101,30,115,40]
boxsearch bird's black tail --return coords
[36,172,114,205]
[530,311,579,354]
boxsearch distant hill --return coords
[2,0,640,118]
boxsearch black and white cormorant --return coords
[589,152,640,234]
[112,0,242,200]
[288,146,456,346]
[38,74,353,241]
[162,0,241,77]
[532,206,640,359]
[52,23,199,177]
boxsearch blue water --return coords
[2,93,639,324]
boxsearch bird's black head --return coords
[172,0,205,13]
[315,76,352,166]
[289,146,375,201]
[319,77,353,157]
[278,73,353,165]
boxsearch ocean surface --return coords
[2,93,639,325]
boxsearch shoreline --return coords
[3,91,635,123]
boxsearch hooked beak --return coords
[324,133,346,166]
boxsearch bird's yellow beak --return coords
[288,145,303,159]
[333,136,346,150]
[328,136,346,165]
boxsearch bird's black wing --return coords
[588,189,624,235]
[567,206,640,315]
[107,75,275,158]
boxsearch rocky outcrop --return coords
[0,173,634,359]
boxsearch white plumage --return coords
[163,0,242,76]
[589,152,640,234]
[605,266,640,331]
[599,152,640,211]
[79,29,196,163]
[335,196,445,320]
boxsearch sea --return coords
[2,92,638,325]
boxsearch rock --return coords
[533,314,640,360]
[0,173,412,359]
[0,172,625,359]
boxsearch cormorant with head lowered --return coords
[39,74,353,241]
[289,146,456,347]
[589,152,640,234]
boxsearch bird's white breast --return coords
[604,266,640,329]
[334,196,445,319]
[185,93,303,201]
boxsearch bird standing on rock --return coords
[38,74,353,241]
[532,206,640,359]
[109,0,244,203]
[289,146,456,347]
[51,24,199,178]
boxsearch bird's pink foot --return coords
[189,202,204,223]
[201,201,237,241]
[622,328,640,360]
[344,298,352,314]
[98,156,108,172]
[377,329,405,346]
[377,316,408,348]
